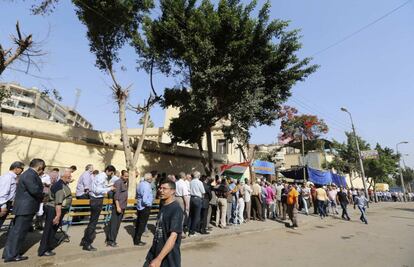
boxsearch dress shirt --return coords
[136,180,153,210]
[175,179,190,197]
[109,175,120,184]
[190,178,205,198]
[114,179,128,210]
[0,171,17,205]
[75,171,93,197]
[276,184,284,201]
[354,195,368,208]
[316,188,328,201]
[90,172,112,198]
[252,183,261,196]
[265,186,275,204]
[242,184,252,202]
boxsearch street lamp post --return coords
[341,107,369,199]
[396,141,409,202]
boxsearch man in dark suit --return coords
[3,158,45,263]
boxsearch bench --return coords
[64,198,161,228]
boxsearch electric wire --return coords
[312,0,412,56]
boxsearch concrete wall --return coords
[0,114,228,191]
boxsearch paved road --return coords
[1,202,413,267]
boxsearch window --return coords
[216,139,227,154]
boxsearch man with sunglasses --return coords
[144,179,183,267]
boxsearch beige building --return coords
[110,107,245,165]
[0,82,93,129]
[0,106,243,191]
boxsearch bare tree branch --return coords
[0,21,40,76]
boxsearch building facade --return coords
[0,82,93,129]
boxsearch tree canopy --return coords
[364,143,399,186]
[325,132,370,175]
[278,105,328,144]
[145,0,317,173]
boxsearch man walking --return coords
[286,184,299,229]
[144,180,183,267]
[38,168,73,257]
[316,185,328,219]
[3,159,45,263]
[134,173,154,246]
[80,165,116,251]
[337,187,351,221]
[0,161,25,229]
[106,170,129,247]
[354,190,369,224]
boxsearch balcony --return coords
[11,95,35,104]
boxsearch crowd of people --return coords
[0,159,413,266]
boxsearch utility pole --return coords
[396,141,408,201]
[73,88,81,110]
[301,133,306,181]
[341,107,369,200]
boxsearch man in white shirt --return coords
[0,162,25,229]
[188,171,205,236]
[81,165,116,251]
[175,172,190,216]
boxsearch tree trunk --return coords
[240,144,254,185]
[206,128,215,177]
[116,90,136,197]
[197,139,211,175]
[349,171,354,188]
[128,108,151,196]
[132,108,150,168]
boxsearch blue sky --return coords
[1,0,413,167]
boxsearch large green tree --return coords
[325,132,370,187]
[144,0,317,175]
[364,144,399,186]
[71,0,155,195]
[398,167,414,190]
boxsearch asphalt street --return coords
[0,202,413,267]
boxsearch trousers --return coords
[81,197,103,246]
[106,206,124,243]
[38,205,65,255]
[2,214,34,260]
[134,207,151,243]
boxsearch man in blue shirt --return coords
[134,173,154,246]
[80,165,116,251]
